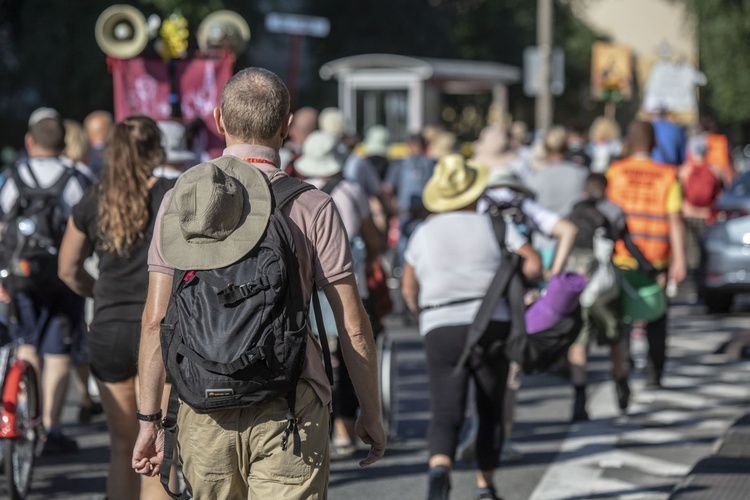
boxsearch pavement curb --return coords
[670,413,750,499]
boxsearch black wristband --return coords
[136,410,162,422]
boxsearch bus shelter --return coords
[319,53,520,141]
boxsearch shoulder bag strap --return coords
[311,289,335,386]
[452,213,517,375]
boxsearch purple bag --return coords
[526,273,587,334]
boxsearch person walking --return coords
[650,106,686,167]
[607,121,687,388]
[564,173,650,420]
[58,115,176,499]
[402,154,541,500]
[679,136,723,291]
[0,110,92,453]
[295,130,382,456]
[477,168,578,462]
[385,132,435,268]
[83,110,113,180]
[132,67,386,499]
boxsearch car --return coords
[700,170,750,313]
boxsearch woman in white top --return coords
[401,155,541,500]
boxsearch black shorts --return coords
[88,322,140,383]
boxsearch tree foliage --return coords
[684,0,750,123]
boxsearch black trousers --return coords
[645,314,668,383]
[424,321,510,471]
[624,311,668,384]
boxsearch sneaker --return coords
[475,486,503,500]
[500,441,523,463]
[42,430,79,455]
[427,466,451,500]
[615,378,631,412]
[79,401,104,424]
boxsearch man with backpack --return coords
[0,110,91,453]
[132,68,386,499]
[679,136,723,285]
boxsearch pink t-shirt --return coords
[148,144,356,409]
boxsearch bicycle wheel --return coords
[4,364,38,499]
[377,334,398,437]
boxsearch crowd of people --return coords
[0,66,736,500]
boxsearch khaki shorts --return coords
[575,297,623,346]
[176,380,330,500]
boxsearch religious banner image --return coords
[591,42,633,103]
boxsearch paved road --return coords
[12,297,750,500]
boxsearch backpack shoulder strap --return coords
[47,165,76,196]
[271,176,316,210]
[319,175,343,196]
[10,162,33,195]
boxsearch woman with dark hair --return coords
[58,115,176,499]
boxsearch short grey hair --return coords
[220,68,290,142]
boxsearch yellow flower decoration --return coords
[159,13,189,60]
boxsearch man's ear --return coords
[214,107,225,137]
[24,133,33,152]
[280,113,293,141]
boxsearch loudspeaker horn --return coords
[95,5,148,59]
[197,10,251,54]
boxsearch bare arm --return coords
[517,242,543,281]
[58,217,95,298]
[668,211,687,284]
[322,274,386,466]
[361,216,383,263]
[132,271,173,478]
[548,218,578,275]
[401,262,420,315]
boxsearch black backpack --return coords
[159,176,331,498]
[0,162,76,293]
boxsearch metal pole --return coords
[535,0,553,132]
[287,35,303,110]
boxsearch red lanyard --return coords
[242,157,277,167]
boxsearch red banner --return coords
[109,52,235,158]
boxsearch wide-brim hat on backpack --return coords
[161,155,272,270]
[487,167,536,199]
[422,154,489,213]
[295,131,343,178]
[526,272,588,334]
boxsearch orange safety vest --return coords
[607,156,677,268]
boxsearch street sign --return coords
[265,12,330,38]
[524,46,565,97]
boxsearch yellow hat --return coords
[422,154,489,213]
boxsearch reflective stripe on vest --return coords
[607,157,676,266]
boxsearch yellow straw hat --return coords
[422,154,489,213]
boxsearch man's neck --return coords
[27,148,60,159]
[225,135,280,151]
